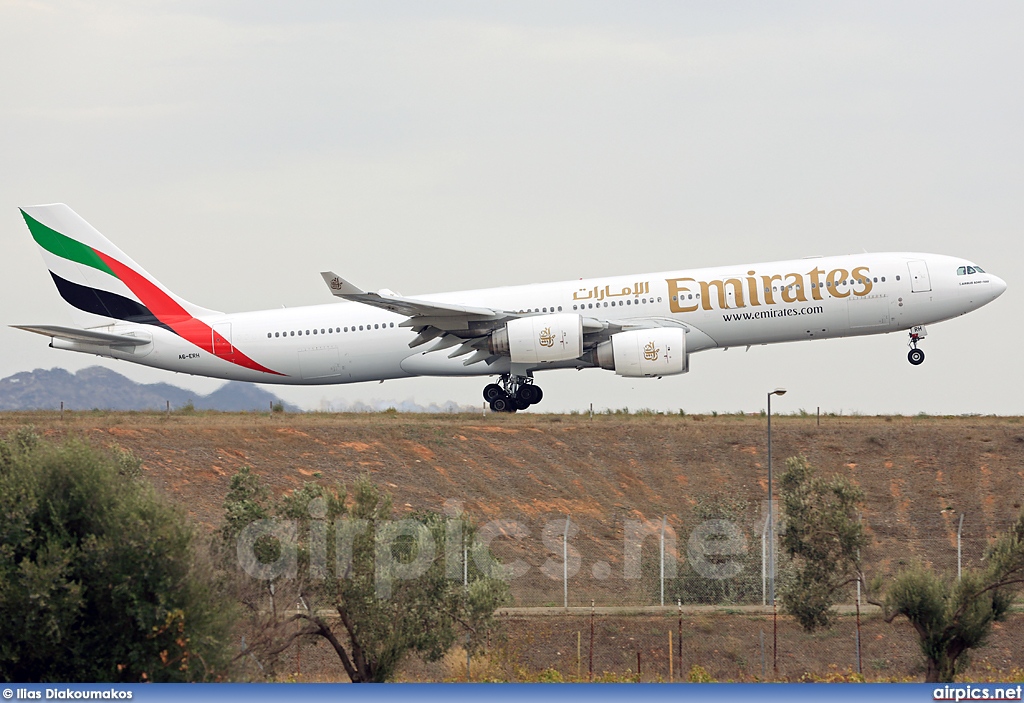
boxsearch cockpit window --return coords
[974,266,985,273]
[957,266,966,275]
[966,266,977,274]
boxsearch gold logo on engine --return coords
[643,341,659,361]
[539,327,555,348]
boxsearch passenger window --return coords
[626,299,631,305]
[881,277,886,282]
[313,329,317,335]
[267,333,271,338]
[374,324,379,329]
[657,297,662,302]
[557,306,562,312]
[896,275,901,281]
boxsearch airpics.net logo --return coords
[233,499,767,599]
[933,684,1023,700]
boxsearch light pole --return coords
[766,388,786,606]
[767,387,786,677]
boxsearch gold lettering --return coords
[746,270,761,306]
[806,267,825,301]
[760,274,783,305]
[826,268,850,298]
[851,266,873,296]
[700,279,744,310]
[781,273,806,303]
[667,278,698,313]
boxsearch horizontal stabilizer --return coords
[11,325,150,347]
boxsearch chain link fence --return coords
[239,509,1022,682]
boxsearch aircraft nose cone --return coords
[991,274,1007,298]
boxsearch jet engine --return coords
[489,313,583,364]
[591,328,687,377]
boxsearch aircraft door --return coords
[212,322,234,356]
[907,260,932,293]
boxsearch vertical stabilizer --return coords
[20,204,220,329]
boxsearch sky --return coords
[1,1,1022,415]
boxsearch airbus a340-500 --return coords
[14,204,1006,411]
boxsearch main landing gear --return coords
[483,374,544,413]
[907,328,926,366]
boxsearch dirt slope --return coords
[5,411,1022,604]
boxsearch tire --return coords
[908,348,925,366]
[483,383,504,402]
[517,385,540,405]
[515,397,532,411]
[490,396,511,413]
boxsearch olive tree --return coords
[877,511,1024,682]
[224,470,510,682]
[777,455,867,630]
[0,428,234,682]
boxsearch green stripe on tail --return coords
[20,209,116,277]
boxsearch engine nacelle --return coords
[593,328,687,377]
[489,313,583,364]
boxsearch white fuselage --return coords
[57,252,1005,385]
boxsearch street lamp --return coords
[766,388,786,607]
[767,387,786,677]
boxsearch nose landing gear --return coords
[907,326,927,366]
[483,374,544,413]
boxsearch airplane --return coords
[13,203,1007,412]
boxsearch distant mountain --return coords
[0,366,302,412]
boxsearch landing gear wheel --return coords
[490,396,513,413]
[908,348,925,366]
[483,384,504,402]
[517,385,542,405]
[514,397,532,411]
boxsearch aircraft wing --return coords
[319,272,678,364]
[11,325,151,347]
[320,272,502,322]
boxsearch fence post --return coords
[588,600,595,681]
[761,514,769,606]
[856,512,862,675]
[958,513,965,581]
[563,515,571,609]
[668,631,673,682]
[677,599,683,678]
[660,516,666,606]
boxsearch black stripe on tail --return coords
[49,271,173,331]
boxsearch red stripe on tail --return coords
[94,251,284,376]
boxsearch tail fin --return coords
[20,204,220,329]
